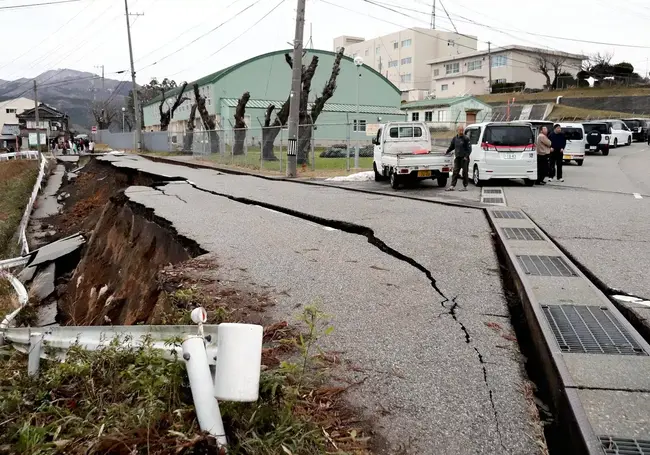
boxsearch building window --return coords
[445,62,460,74]
[400,73,412,82]
[401,39,412,47]
[492,55,507,67]
[401,57,412,65]
[353,119,367,132]
[412,112,419,121]
[375,46,380,54]
[441,84,449,91]
[433,69,439,77]
[388,60,398,68]
[425,111,433,122]
[438,110,448,122]
[468,60,482,71]
[495,78,506,84]
[365,49,369,56]
[393,41,398,49]
[5,108,16,114]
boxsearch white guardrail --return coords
[0,270,28,329]
[0,307,263,449]
[17,152,47,255]
[0,150,39,161]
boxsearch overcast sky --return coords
[0,0,649,85]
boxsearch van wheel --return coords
[524,179,535,186]
[437,175,448,188]
[390,171,400,189]
[627,136,632,146]
[472,165,483,187]
[602,149,609,156]
[576,159,584,166]
[373,163,384,181]
[613,138,618,148]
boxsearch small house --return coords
[401,96,493,130]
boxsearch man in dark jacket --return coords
[548,124,567,182]
[445,126,472,191]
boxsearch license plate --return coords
[563,155,571,160]
[589,146,596,150]
[502,153,517,159]
[417,170,432,177]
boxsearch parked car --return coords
[622,118,649,142]
[512,120,554,139]
[558,123,586,166]
[372,122,452,189]
[582,122,611,155]
[464,122,537,187]
[601,119,633,147]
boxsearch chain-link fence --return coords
[98,122,461,173]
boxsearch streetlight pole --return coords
[354,56,363,169]
[286,0,306,178]
[122,107,126,132]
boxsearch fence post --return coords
[182,336,228,447]
[311,124,315,171]
[279,128,283,173]
[28,333,43,376]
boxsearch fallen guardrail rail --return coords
[0,270,29,330]
[0,256,29,271]
[0,307,262,449]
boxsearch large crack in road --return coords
[155,180,509,451]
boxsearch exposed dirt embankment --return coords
[60,191,205,325]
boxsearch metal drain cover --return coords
[517,255,578,277]
[492,210,524,219]
[484,189,502,194]
[483,197,505,204]
[543,305,647,355]
[601,436,650,454]
[503,227,543,241]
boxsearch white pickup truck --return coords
[372,121,452,189]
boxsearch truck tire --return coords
[577,159,584,166]
[390,171,400,189]
[373,163,384,181]
[437,175,448,187]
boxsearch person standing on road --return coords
[444,125,472,191]
[535,126,552,185]
[548,124,566,182]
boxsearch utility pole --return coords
[286,0,306,178]
[94,65,105,98]
[124,0,142,151]
[487,41,492,93]
[33,80,41,151]
[430,0,436,29]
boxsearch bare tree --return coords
[193,83,220,153]
[183,103,197,152]
[549,55,567,88]
[233,91,250,156]
[159,82,189,131]
[529,52,568,89]
[530,54,553,89]
[91,101,120,130]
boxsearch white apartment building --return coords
[333,28,477,101]
[427,45,586,98]
[0,97,35,131]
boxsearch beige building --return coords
[333,28,477,101]
[0,97,35,130]
[426,45,586,98]
[401,96,493,130]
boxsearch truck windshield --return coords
[583,124,608,134]
[562,128,583,140]
[483,125,533,146]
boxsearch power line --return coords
[0,0,81,10]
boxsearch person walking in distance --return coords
[548,124,566,182]
[535,126,552,185]
[445,125,472,191]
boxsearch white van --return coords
[464,122,537,186]
[558,123,586,166]
[602,119,633,148]
[372,122,452,189]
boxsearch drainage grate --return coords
[601,436,650,454]
[517,255,578,277]
[483,197,505,204]
[484,189,502,194]
[492,210,524,219]
[503,227,543,241]
[543,305,647,355]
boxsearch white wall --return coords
[402,101,492,129]
[0,97,35,130]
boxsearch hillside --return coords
[0,69,133,130]
[477,86,650,104]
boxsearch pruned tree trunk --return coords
[262,104,279,161]
[160,82,189,131]
[233,91,250,156]
[193,83,219,153]
[183,103,197,152]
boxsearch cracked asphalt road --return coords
[101,155,542,454]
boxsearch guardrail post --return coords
[28,333,43,376]
[182,335,227,447]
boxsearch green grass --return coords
[0,160,39,259]
[0,278,17,321]
[477,86,650,104]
